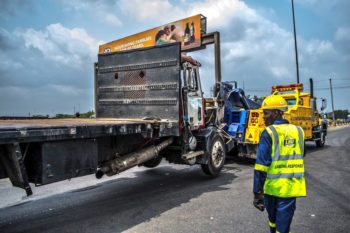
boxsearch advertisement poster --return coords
[99,14,203,54]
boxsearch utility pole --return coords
[329,78,336,123]
[291,0,300,83]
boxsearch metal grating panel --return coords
[99,99,177,105]
[96,43,181,124]
[99,83,178,92]
[98,60,178,73]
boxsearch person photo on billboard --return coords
[155,30,170,45]
[169,25,182,42]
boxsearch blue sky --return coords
[0,0,349,116]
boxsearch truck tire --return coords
[201,136,226,177]
[315,129,326,148]
[143,156,163,168]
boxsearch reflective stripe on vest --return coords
[263,124,307,197]
[255,163,269,172]
[268,221,276,228]
[267,172,304,179]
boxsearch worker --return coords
[253,95,306,233]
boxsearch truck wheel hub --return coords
[212,141,224,167]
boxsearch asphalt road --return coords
[0,126,349,233]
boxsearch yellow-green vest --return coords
[264,124,307,197]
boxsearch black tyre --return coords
[315,129,326,148]
[201,136,226,177]
[143,156,163,168]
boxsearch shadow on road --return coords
[304,143,330,154]
[0,165,238,233]
[306,171,350,214]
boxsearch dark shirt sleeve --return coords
[253,129,272,193]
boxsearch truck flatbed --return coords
[0,118,176,145]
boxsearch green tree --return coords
[328,109,349,119]
[55,110,95,118]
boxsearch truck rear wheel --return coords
[315,130,326,147]
[201,136,226,177]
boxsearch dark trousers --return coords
[264,194,296,233]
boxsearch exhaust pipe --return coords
[96,137,173,179]
[309,78,314,98]
[309,78,316,123]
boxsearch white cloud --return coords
[295,0,350,25]
[305,39,334,55]
[50,84,84,96]
[224,42,251,61]
[104,13,122,27]
[61,0,89,11]
[0,85,92,116]
[189,0,257,29]
[118,0,256,29]
[20,23,102,69]
[335,27,350,41]
[119,0,184,23]
[270,66,289,79]
[0,54,23,70]
[296,0,318,5]
[203,1,295,81]
[62,0,123,27]
[117,0,297,82]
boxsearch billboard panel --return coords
[99,14,205,54]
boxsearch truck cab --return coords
[270,82,327,147]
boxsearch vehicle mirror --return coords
[321,98,327,111]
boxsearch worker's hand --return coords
[253,193,265,212]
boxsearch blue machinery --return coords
[218,82,260,142]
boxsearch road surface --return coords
[0,126,349,233]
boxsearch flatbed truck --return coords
[0,16,230,196]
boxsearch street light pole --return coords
[291,0,300,83]
[329,78,336,123]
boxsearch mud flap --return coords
[194,126,224,164]
[0,143,32,196]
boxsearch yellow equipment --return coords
[244,79,327,157]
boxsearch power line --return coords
[246,87,350,92]
[308,86,350,90]
[245,85,350,91]
[313,78,350,82]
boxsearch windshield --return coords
[286,98,296,105]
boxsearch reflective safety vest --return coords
[264,124,306,197]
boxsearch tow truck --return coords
[222,79,327,158]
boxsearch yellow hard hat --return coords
[261,95,288,111]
